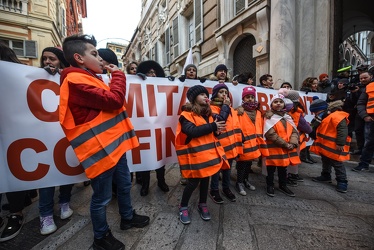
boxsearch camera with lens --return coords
[347,82,363,90]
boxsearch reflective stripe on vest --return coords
[366,82,374,114]
[175,111,229,178]
[264,119,301,167]
[211,105,243,159]
[237,110,263,161]
[59,72,139,179]
[310,111,351,161]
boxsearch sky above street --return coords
[82,1,141,49]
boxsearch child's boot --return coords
[336,180,348,193]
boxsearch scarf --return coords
[242,101,258,111]
[210,97,223,106]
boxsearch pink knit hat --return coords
[242,86,256,99]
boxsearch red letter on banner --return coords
[126,83,144,118]
[54,138,84,175]
[27,79,60,122]
[131,130,151,164]
[7,139,49,181]
[158,85,178,116]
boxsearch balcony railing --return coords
[0,0,28,15]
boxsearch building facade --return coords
[124,0,374,89]
[0,0,86,66]
[106,42,127,70]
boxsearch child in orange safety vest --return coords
[235,86,269,196]
[209,82,243,203]
[278,88,313,186]
[309,98,350,193]
[263,94,300,197]
[175,85,229,225]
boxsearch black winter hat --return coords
[309,96,328,113]
[187,85,209,103]
[137,60,165,77]
[41,47,70,68]
[98,48,119,66]
[214,64,227,76]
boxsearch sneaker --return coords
[312,175,332,183]
[180,178,188,185]
[0,214,23,242]
[222,188,236,202]
[235,182,247,196]
[352,166,369,172]
[92,229,125,250]
[60,202,73,220]
[279,185,295,197]
[179,206,191,224]
[336,182,348,193]
[209,190,224,204]
[243,179,256,191]
[120,209,150,230]
[286,179,298,187]
[288,173,304,182]
[266,186,275,197]
[197,203,211,221]
[40,215,57,235]
[350,149,362,155]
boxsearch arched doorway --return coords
[233,35,256,83]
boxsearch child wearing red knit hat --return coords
[235,86,269,195]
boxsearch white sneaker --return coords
[60,202,73,220]
[244,179,256,191]
[40,215,57,235]
[235,183,247,196]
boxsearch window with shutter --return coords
[188,15,194,48]
[165,27,170,65]
[173,17,179,58]
[25,41,37,58]
[154,42,158,62]
[0,38,37,58]
[61,7,66,37]
[194,0,202,43]
[235,0,245,15]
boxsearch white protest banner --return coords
[0,61,326,192]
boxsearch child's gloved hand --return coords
[199,77,206,83]
[167,76,175,81]
[136,72,147,80]
[178,75,186,82]
[43,66,59,75]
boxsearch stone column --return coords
[269,0,296,89]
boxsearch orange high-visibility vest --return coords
[264,119,301,167]
[289,108,307,150]
[59,72,139,179]
[211,105,243,159]
[175,111,229,178]
[366,82,374,114]
[310,111,351,161]
[237,110,268,161]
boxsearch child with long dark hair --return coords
[175,85,228,224]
